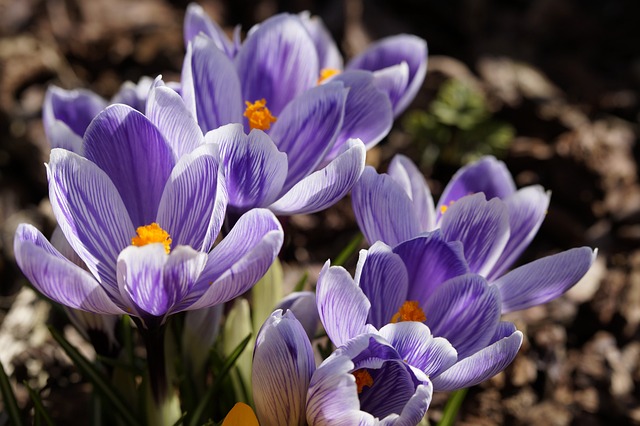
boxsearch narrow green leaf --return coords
[24,382,54,426]
[293,271,308,293]
[49,326,139,426]
[437,388,468,426]
[188,334,252,426]
[0,360,23,426]
[333,233,364,266]
[170,411,187,426]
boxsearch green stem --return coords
[437,388,468,426]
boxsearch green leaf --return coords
[333,232,364,266]
[293,271,308,293]
[188,334,252,426]
[437,388,468,426]
[24,382,54,426]
[0,360,23,426]
[49,326,140,426]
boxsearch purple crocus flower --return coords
[184,4,428,117]
[252,310,447,425]
[316,234,524,391]
[352,155,597,313]
[15,101,284,329]
[43,76,154,154]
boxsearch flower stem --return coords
[138,323,168,404]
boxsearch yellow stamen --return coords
[439,200,455,215]
[131,223,172,254]
[244,99,277,131]
[390,301,426,323]
[352,369,373,393]
[317,68,341,84]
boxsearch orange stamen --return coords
[243,99,277,131]
[352,369,374,393]
[131,223,172,254]
[317,68,341,84]
[390,301,426,323]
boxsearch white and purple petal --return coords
[347,35,428,116]
[83,104,175,227]
[493,247,597,313]
[156,143,227,252]
[253,310,315,426]
[14,224,125,315]
[183,3,236,57]
[269,81,347,191]
[182,35,244,133]
[276,291,320,341]
[436,156,516,216]
[387,154,436,232]
[352,166,422,247]
[354,242,408,328]
[430,330,523,391]
[235,14,318,116]
[211,124,287,210]
[43,86,107,139]
[488,186,551,279]
[393,232,469,307]
[47,149,134,298]
[269,138,365,215]
[423,274,501,359]
[298,12,343,70]
[184,208,283,310]
[440,193,510,276]
[316,262,371,347]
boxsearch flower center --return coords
[244,99,277,131]
[352,369,373,393]
[131,223,172,254]
[317,68,341,84]
[390,301,426,323]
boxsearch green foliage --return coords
[404,79,514,167]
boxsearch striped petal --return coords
[387,154,435,231]
[183,3,236,57]
[83,104,175,227]
[253,310,315,426]
[14,224,124,315]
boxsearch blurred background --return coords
[0,0,639,424]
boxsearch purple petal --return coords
[269,82,348,191]
[276,291,320,341]
[352,166,422,247]
[423,274,501,359]
[347,35,428,116]
[235,14,318,116]
[43,120,84,154]
[146,83,203,159]
[14,224,124,314]
[111,76,154,112]
[326,71,393,160]
[440,193,510,276]
[83,104,175,227]
[493,247,597,313]
[43,86,107,138]
[488,186,551,279]
[253,310,315,426]
[182,35,244,133]
[372,62,409,115]
[298,12,343,70]
[117,245,206,319]
[156,143,227,252]
[269,138,365,215]
[316,262,371,347]
[431,330,523,391]
[437,156,516,217]
[306,351,374,426]
[393,232,469,307]
[378,322,457,377]
[387,154,436,231]
[184,209,283,310]
[47,149,134,298]
[210,124,287,210]
[395,382,433,426]
[183,3,235,57]
[354,242,408,328]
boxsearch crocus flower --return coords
[14,101,284,330]
[252,310,444,425]
[316,235,524,391]
[352,155,597,313]
[43,76,154,154]
[184,4,428,117]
